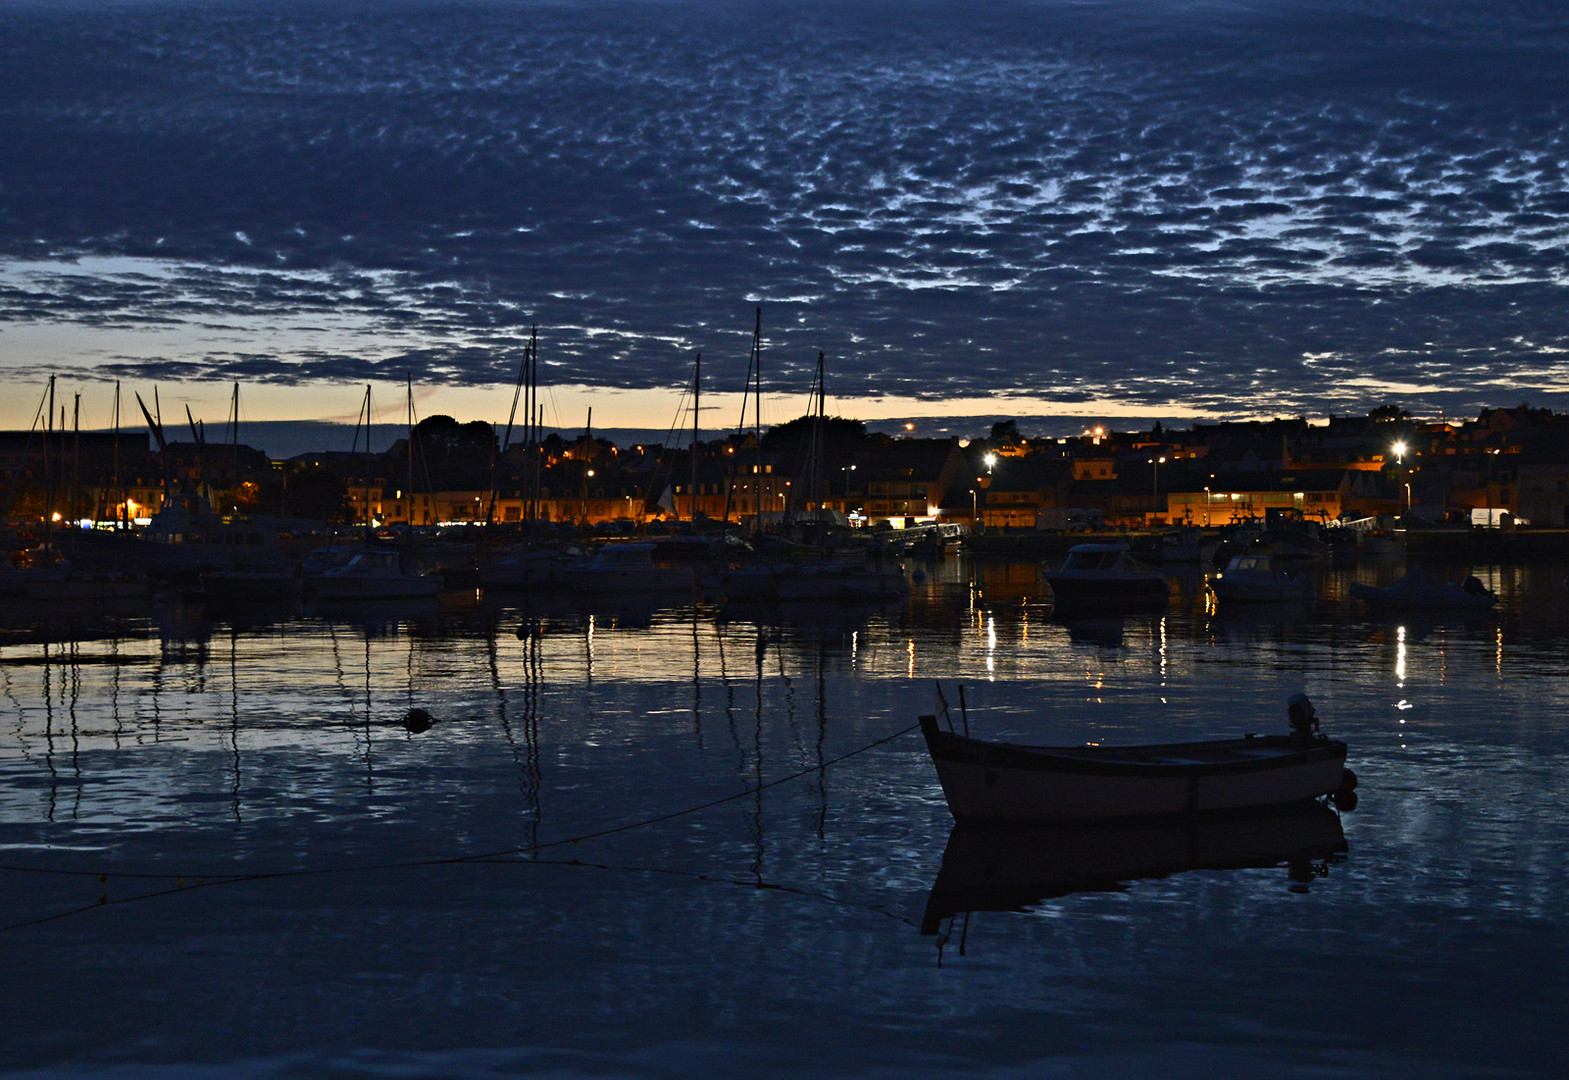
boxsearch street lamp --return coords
[970,488,978,523]
[1392,441,1407,514]
[1148,456,1165,521]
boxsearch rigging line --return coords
[640,382,694,509]
[0,721,924,888]
[0,836,923,936]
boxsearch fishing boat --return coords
[919,691,1351,822]
[307,549,442,599]
[1042,542,1169,608]
[1211,551,1311,603]
[1349,568,1497,613]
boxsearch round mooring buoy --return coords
[403,708,434,734]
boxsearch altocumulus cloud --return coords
[0,0,1567,421]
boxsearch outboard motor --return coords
[1287,691,1319,745]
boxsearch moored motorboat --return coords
[919,691,1351,822]
[1042,542,1169,610]
[1349,568,1496,613]
[1211,552,1311,603]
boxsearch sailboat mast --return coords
[811,349,826,514]
[581,406,592,527]
[691,351,700,523]
[406,374,415,526]
[71,394,80,527]
[364,384,374,526]
[752,307,762,527]
[529,326,539,527]
[229,382,240,501]
[113,381,122,529]
[44,376,55,538]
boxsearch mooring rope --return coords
[0,720,924,933]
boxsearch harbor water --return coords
[1,556,1565,1078]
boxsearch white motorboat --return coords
[1042,543,1169,609]
[1211,552,1311,603]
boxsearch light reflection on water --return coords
[0,556,1566,1077]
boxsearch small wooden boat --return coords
[919,693,1350,822]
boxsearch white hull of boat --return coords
[919,715,1348,822]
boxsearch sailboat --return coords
[481,328,570,590]
[1,379,148,602]
[771,350,906,603]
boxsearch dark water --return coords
[1,556,1566,1078]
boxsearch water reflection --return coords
[1,556,1567,1076]
[923,803,1349,944]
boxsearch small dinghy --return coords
[920,690,1352,822]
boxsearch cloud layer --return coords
[2,0,1568,426]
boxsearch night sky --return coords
[2,0,1568,450]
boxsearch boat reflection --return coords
[503,589,694,633]
[717,596,904,632]
[1054,615,1130,648]
[921,803,1348,937]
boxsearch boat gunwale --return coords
[919,715,1346,779]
